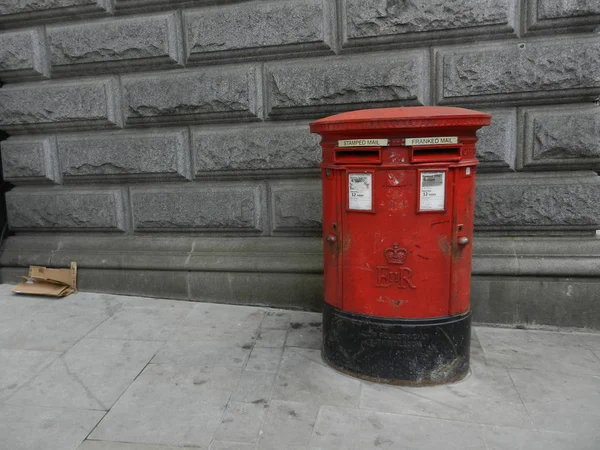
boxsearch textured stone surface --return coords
[0,0,112,29]
[1,136,60,184]
[537,0,600,18]
[269,179,322,234]
[58,129,191,182]
[0,28,49,82]
[6,187,127,231]
[192,123,320,175]
[130,183,265,233]
[122,66,261,126]
[519,105,600,171]
[472,276,600,329]
[474,172,600,233]
[185,0,333,64]
[437,37,600,105]
[0,404,105,450]
[114,0,249,14]
[48,13,184,76]
[0,77,122,134]
[189,271,323,309]
[266,51,429,118]
[526,0,600,33]
[344,0,515,47]
[476,108,516,171]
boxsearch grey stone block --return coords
[0,28,49,82]
[122,66,262,127]
[0,77,123,134]
[474,171,600,234]
[185,0,334,65]
[48,13,184,77]
[525,0,600,34]
[1,136,60,184]
[519,104,600,171]
[475,108,516,172]
[343,0,516,49]
[436,36,600,106]
[58,129,192,182]
[130,183,266,233]
[0,0,112,29]
[6,187,127,231]
[472,276,600,329]
[192,123,320,176]
[114,0,249,14]
[266,51,429,119]
[269,179,322,234]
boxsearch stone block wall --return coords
[0,0,599,328]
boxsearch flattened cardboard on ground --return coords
[12,262,77,297]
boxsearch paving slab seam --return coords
[80,339,169,445]
[219,317,281,449]
[0,350,62,405]
[0,300,125,405]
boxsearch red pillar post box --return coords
[310,107,491,385]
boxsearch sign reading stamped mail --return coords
[338,139,389,147]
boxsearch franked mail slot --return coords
[411,147,461,163]
[334,148,382,164]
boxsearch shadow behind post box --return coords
[310,107,491,386]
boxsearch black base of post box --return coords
[322,303,471,386]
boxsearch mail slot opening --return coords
[411,147,461,163]
[334,148,382,164]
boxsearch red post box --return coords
[310,107,491,385]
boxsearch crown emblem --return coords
[384,243,408,265]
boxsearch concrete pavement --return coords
[0,284,598,450]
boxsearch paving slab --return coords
[0,349,60,401]
[254,329,287,348]
[214,401,268,443]
[260,310,320,329]
[152,340,251,368]
[231,370,276,404]
[258,400,320,450]
[245,347,283,373]
[309,405,487,450]
[273,348,361,408]
[0,308,112,351]
[477,327,600,375]
[209,442,257,450]
[87,306,191,341]
[509,368,600,437]
[89,364,241,447]
[79,442,184,450]
[0,403,104,450]
[0,286,598,450]
[359,359,532,428]
[7,338,163,410]
[482,425,596,450]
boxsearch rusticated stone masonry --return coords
[0,0,599,314]
[1,0,598,237]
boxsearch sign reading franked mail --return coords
[404,136,459,146]
[338,139,389,147]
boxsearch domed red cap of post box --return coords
[310,106,491,134]
[310,106,491,386]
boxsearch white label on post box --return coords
[404,136,458,146]
[348,173,372,210]
[338,139,389,147]
[420,172,445,211]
